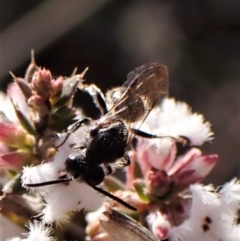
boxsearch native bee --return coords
[26,63,169,211]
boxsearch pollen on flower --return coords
[204,216,212,224]
[201,216,212,232]
[201,223,210,232]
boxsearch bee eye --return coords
[110,127,118,135]
[90,127,99,137]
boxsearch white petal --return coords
[24,221,55,241]
[138,137,176,171]
[41,181,103,225]
[22,135,103,224]
[169,221,191,241]
[145,98,214,145]
[180,183,240,241]
[220,178,240,205]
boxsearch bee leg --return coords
[122,153,131,166]
[132,129,195,156]
[131,128,185,144]
[70,118,91,132]
[115,154,131,169]
[85,180,137,211]
[82,84,108,115]
[103,163,116,175]
[131,128,161,138]
[131,128,177,140]
[56,118,91,148]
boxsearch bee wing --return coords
[103,63,169,127]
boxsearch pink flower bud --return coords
[168,148,202,176]
[169,148,218,188]
[0,151,28,168]
[0,122,27,147]
[28,95,49,117]
[147,168,173,197]
[148,209,171,240]
[51,76,63,96]
[137,138,176,177]
[31,68,52,99]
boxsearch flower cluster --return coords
[0,51,85,173]
[1,56,239,241]
[0,52,101,240]
[86,99,238,241]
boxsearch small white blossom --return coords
[219,178,240,219]
[169,223,191,241]
[169,183,240,241]
[23,221,55,241]
[190,184,220,207]
[40,181,103,225]
[144,98,214,145]
[220,178,240,205]
[22,133,103,225]
[6,221,55,241]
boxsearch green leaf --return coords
[133,179,150,203]
[49,106,76,132]
[104,176,126,192]
[10,98,37,135]
[53,75,81,107]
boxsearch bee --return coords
[26,63,169,211]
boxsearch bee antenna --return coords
[25,177,73,187]
[85,181,137,211]
[26,178,137,211]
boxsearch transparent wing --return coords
[103,63,169,127]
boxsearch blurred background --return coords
[0,0,239,186]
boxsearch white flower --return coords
[143,98,214,145]
[6,221,55,241]
[190,184,220,207]
[23,221,55,241]
[219,178,240,219]
[22,133,103,225]
[169,183,240,241]
[220,178,240,205]
[169,223,191,241]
